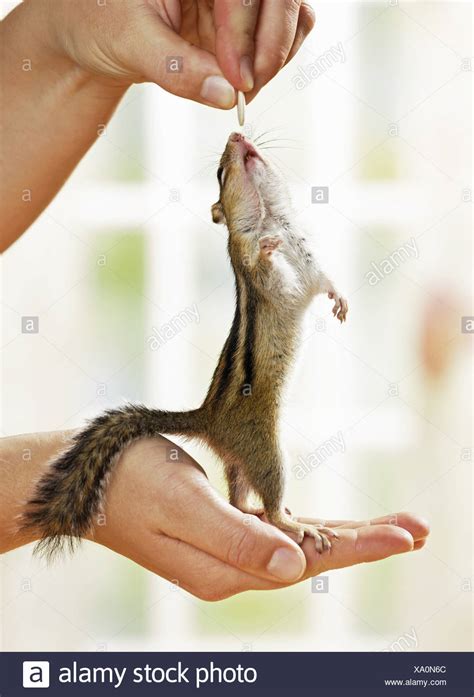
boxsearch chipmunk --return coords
[21,132,348,558]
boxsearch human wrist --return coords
[2,1,130,98]
[2,1,68,79]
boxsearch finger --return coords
[155,467,306,585]
[284,2,316,65]
[122,16,235,109]
[244,0,301,102]
[213,0,261,91]
[297,512,430,543]
[301,524,414,577]
[108,528,282,601]
[246,2,315,103]
[367,512,430,542]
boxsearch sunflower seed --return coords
[237,91,245,127]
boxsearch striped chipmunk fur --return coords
[21,132,348,558]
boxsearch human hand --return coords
[28,0,315,108]
[92,437,430,601]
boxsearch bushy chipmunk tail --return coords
[19,404,205,560]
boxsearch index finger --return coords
[301,524,415,578]
[213,0,260,91]
[296,512,430,542]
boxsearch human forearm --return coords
[0,1,127,251]
[0,430,76,552]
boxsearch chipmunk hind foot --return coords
[267,511,339,553]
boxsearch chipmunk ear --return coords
[211,201,225,225]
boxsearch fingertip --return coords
[300,2,317,34]
[213,0,258,91]
[372,525,415,555]
[398,511,431,540]
[392,526,415,553]
[417,516,431,538]
[216,53,254,93]
[241,88,258,105]
[239,56,254,91]
[356,525,414,561]
[200,75,236,109]
[368,511,431,543]
[266,545,306,582]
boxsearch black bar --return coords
[1,651,472,696]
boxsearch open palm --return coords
[92,437,430,601]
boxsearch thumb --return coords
[123,18,236,109]
[223,511,308,583]
[159,475,307,583]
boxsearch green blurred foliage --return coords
[195,584,309,637]
[360,141,399,180]
[94,231,146,295]
[93,558,150,638]
[91,230,147,401]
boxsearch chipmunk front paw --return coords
[328,292,348,323]
[259,235,282,258]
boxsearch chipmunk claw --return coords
[299,524,339,553]
[266,513,340,554]
[305,524,340,553]
[330,293,348,323]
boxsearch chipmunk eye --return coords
[217,166,225,188]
